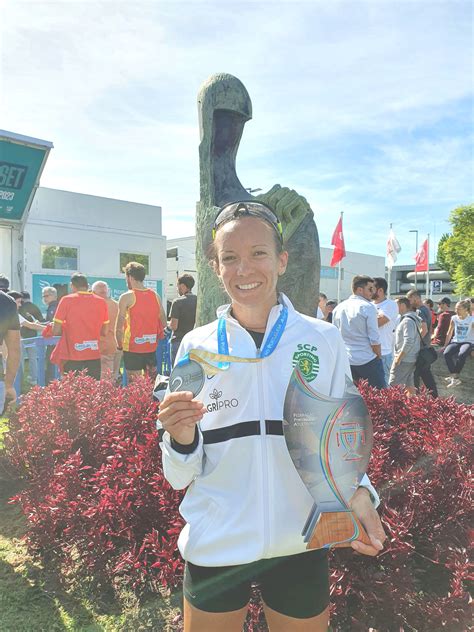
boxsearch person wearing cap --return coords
[432,297,454,347]
[157,201,385,631]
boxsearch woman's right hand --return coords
[157,391,207,445]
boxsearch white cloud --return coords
[1,0,471,268]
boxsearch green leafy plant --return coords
[437,204,474,296]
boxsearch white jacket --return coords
[160,294,379,567]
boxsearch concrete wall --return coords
[22,187,166,300]
[319,248,385,301]
[0,223,22,290]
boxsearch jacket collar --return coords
[216,292,296,333]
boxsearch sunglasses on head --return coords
[212,201,283,242]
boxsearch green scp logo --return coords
[292,343,320,381]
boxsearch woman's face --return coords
[214,217,288,312]
[456,303,468,318]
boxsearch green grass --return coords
[0,415,182,632]
[0,416,9,451]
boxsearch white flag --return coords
[387,229,401,269]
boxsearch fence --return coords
[15,335,172,395]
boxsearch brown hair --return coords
[70,273,88,290]
[124,261,146,282]
[396,297,411,309]
[456,300,470,313]
[351,275,374,293]
[178,274,195,290]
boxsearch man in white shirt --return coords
[333,275,386,389]
[373,277,399,384]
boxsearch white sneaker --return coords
[444,376,452,382]
[447,377,462,388]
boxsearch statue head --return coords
[197,73,252,141]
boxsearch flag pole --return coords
[337,212,343,302]
[387,223,392,298]
[426,233,430,299]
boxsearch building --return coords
[387,264,456,300]
[24,188,166,310]
[166,236,386,302]
[2,186,166,311]
[1,130,166,310]
[319,248,385,300]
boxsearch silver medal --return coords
[169,360,205,397]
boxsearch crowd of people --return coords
[1,263,473,414]
[0,265,198,413]
[316,280,473,397]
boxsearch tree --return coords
[436,204,474,296]
[41,246,78,270]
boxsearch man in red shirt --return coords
[432,297,454,347]
[115,262,165,380]
[52,273,109,380]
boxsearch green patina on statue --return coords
[195,73,320,325]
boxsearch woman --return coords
[158,201,385,632]
[443,299,473,388]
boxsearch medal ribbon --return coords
[176,306,288,375]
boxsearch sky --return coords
[2,0,473,266]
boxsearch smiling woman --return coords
[157,200,386,632]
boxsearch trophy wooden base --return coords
[307,511,371,550]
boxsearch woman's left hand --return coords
[349,487,386,556]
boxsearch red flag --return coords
[330,216,346,267]
[414,238,429,272]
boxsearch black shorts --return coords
[63,359,101,380]
[183,549,329,618]
[123,351,157,371]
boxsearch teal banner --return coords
[32,273,164,316]
[0,134,51,222]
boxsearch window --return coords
[120,252,150,274]
[41,245,78,270]
[320,266,344,280]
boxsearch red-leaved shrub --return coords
[5,375,472,630]
[6,373,185,594]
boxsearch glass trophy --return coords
[283,369,373,549]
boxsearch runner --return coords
[116,262,166,380]
[158,201,385,632]
[52,273,109,380]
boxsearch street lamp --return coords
[245,187,262,194]
[409,229,419,291]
